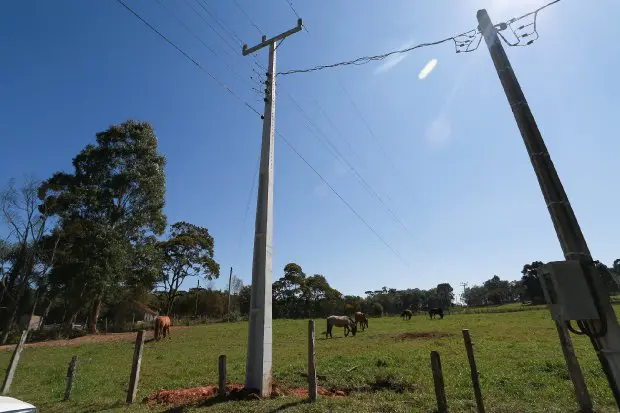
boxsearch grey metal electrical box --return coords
[538,260,599,322]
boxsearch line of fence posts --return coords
[0,323,590,411]
[428,329,489,413]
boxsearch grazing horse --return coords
[401,309,413,320]
[429,308,444,319]
[354,312,369,331]
[325,315,357,338]
[154,315,171,340]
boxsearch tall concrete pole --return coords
[478,9,620,408]
[227,267,233,315]
[242,19,303,397]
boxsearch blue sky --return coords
[1,0,618,297]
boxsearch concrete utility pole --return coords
[477,9,620,409]
[227,267,233,315]
[242,19,303,397]
[460,282,468,305]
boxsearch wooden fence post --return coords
[1,330,28,395]
[105,318,108,334]
[308,320,317,402]
[218,355,227,397]
[430,351,448,413]
[64,356,78,401]
[462,330,485,413]
[126,330,145,403]
[554,322,593,412]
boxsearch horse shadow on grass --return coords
[317,336,343,341]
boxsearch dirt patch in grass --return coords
[145,383,346,406]
[0,326,193,351]
[396,331,453,340]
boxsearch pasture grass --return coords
[1,307,619,412]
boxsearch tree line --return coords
[2,120,619,343]
[0,121,221,342]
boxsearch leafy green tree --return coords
[483,275,511,305]
[238,285,252,315]
[436,283,454,308]
[39,120,167,333]
[521,261,545,304]
[0,177,52,342]
[158,222,220,315]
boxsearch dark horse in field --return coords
[429,308,444,319]
[401,309,413,320]
[354,312,369,331]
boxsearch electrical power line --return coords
[154,0,255,90]
[277,0,561,76]
[284,92,414,238]
[186,0,265,78]
[198,0,244,46]
[278,29,480,76]
[283,0,309,33]
[496,0,560,47]
[183,0,239,56]
[336,79,419,203]
[276,130,411,269]
[113,0,261,117]
[234,153,260,265]
[231,0,264,36]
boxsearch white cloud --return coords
[426,114,452,145]
[418,59,438,80]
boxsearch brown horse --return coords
[154,316,171,341]
[354,312,369,331]
[325,315,357,338]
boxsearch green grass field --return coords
[1,307,619,413]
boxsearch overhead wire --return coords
[113,0,409,268]
[190,0,268,81]
[276,0,413,237]
[197,0,244,47]
[277,0,561,76]
[284,92,415,238]
[283,0,310,33]
[231,0,264,36]
[234,154,261,265]
[113,0,261,117]
[495,0,560,47]
[154,0,256,91]
[277,29,480,76]
[183,0,239,56]
[276,130,411,269]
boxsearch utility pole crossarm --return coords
[242,19,303,55]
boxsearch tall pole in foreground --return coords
[478,9,620,408]
[242,19,303,397]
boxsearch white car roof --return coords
[0,396,35,411]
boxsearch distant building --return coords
[111,300,158,327]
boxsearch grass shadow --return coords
[269,399,310,412]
